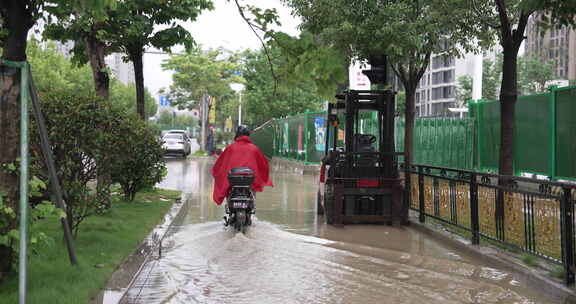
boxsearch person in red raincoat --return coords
[211,125,273,205]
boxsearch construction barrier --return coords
[252,86,576,181]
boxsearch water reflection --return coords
[117,158,555,304]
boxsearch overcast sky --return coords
[144,0,301,111]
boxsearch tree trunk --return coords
[84,25,111,208]
[404,84,417,204]
[498,47,519,178]
[0,0,33,279]
[84,26,110,99]
[130,49,146,120]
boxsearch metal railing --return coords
[405,164,576,286]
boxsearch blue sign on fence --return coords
[159,95,171,107]
[314,116,326,151]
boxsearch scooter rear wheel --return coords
[235,210,246,233]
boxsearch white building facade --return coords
[415,53,478,117]
[105,53,135,85]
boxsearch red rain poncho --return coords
[211,136,273,204]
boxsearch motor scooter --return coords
[224,167,255,233]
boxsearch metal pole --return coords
[28,69,77,265]
[549,86,557,180]
[200,94,207,151]
[470,173,480,245]
[238,91,242,126]
[19,63,30,304]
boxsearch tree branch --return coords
[514,11,531,47]
[416,51,432,81]
[494,0,512,42]
[233,0,278,96]
[470,0,501,30]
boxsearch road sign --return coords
[159,95,171,107]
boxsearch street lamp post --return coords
[238,90,243,126]
[230,83,245,127]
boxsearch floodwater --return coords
[112,155,558,304]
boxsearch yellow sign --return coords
[225,116,233,132]
[338,129,345,141]
[208,97,217,124]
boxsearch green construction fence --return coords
[251,86,576,180]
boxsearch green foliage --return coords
[456,76,473,106]
[395,91,406,117]
[34,90,164,234]
[27,39,154,115]
[456,54,557,103]
[0,177,64,273]
[109,118,166,201]
[518,55,557,95]
[35,92,119,234]
[550,265,565,279]
[521,253,539,266]
[162,47,242,110]
[110,81,158,118]
[104,0,213,55]
[0,189,178,303]
[241,47,325,126]
[287,0,495,79]
[268,31,347,99]
[157,110,174,125]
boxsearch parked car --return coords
[162,133,191,157]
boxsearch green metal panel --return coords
[514,94,551,175]
[556,87,576,180]
[251,120,276,159]
[251,87,575,180]
[478,100,500,172]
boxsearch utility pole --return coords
[200,93,209,151]
[238,90,243,126]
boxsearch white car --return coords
[162,133,191,157]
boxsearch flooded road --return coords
[118,157,557,304]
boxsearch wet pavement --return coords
[107,155,559,304]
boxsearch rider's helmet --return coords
[235,125,250,139]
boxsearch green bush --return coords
[110,118,166,201]
[34,91,126,235]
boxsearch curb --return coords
[94,195,189,304]
[407,212,576,304]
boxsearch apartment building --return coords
[415,52,480,117]
[105,53,136,85]
[525,14,576,81]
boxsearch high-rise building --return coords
[415,53,481,117]
[105,53,136,85]
[525,13,576,81]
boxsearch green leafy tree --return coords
[44,1,117,98]
[241,48,325,126]
[27,39,157,116]
[456,51,558,110]
[482,57,501,100]
[157,110,174,126]
[110,118,166,201]
[0,0,113,279]
[518,55,557,94]
[286,0,494,194]
[462,0,576,177]
[162,47,242,110]
[455,57,500,105]
[110,81,158,118]
[455,76,473,107]
[104,0,212,120]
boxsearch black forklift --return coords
[318,56,408,225]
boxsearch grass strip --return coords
[0,188,180,304]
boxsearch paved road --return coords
[118,155,557,304]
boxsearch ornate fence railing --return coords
[405,164,576,286]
